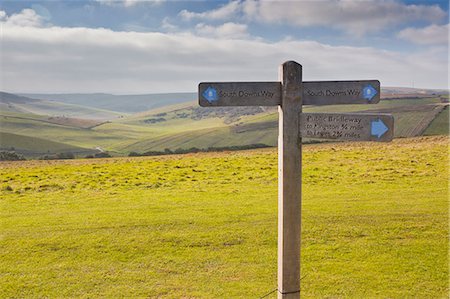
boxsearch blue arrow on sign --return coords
[202,86,218,103]
[362,84,377,102]
[371,118,389,138]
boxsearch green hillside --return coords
[113,98,446,152]
[1,96,447,158]
[424,105,449,136]
[0,131,95,157]
[1,136,447,297]
[1,92,121,120]
[0,112,126,153]
[19,92,197,113]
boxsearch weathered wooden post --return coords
[198,60,393,297]
[278,61,302,298]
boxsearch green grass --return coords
[0,136,447,298]
[0,131,94,156]
[424,106,449,136]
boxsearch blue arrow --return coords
[371,118,388,138]
[363,84,377,102]
[202,86,218,103]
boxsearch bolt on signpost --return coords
[198,61,393,298]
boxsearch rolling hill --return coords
[19,87,447,114]
[0,131,96,157]
[1,90,448,158]
[1,92,122,120]
[111,97,449,152]
[0,112,127,155]
[19,92,197,113]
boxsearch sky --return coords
[0,0,448,94]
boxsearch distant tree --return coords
[94,152,112,158]
[39,155,55,160]
[39,152,75,160]
[56,152,75,159]
[0,151,26,161]
[142,150,165,156]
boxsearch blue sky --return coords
[1,0,448,93]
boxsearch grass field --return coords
[424,105,449,136]
[0,136,448,298]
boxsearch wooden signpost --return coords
[198,61,393,298]
[198,80,380,107]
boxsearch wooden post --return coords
[198,62,390,298]
[278,61,302,298]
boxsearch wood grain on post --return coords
[278,61,302,299]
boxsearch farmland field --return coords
[1,95,447,157]
[424,105,449,136]
[0,136,448,298]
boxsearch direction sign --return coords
[198,61,392,298]
[199,82,280,106]
[199,80,380,107]
[300,112,394,142]
[303,80,380,105]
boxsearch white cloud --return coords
[0,10,7,21]
[161,17,178,32]
[2,8,44,27]
[398,23,449,45]
[96,0,164,7]
[179,0,241,20]
[195,22,248,39]
[1,16,448,93]
[180,0,447,35]
[97,0,139,7]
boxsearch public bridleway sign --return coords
[300,112,393,142]
[198,61,393,299]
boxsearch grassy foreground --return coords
[0,136,448,298]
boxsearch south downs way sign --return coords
[199,80,380,107]
[198,61,393,298]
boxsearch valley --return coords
[0,90,448,159]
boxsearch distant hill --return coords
[1,92,121,120]
[19,88,448,114]
[0,92,40,104]
[1,89,448,158]
[381,87,448,99]
[19,92,197,113]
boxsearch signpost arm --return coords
[278,61,302,298]
[197,61,389,298]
